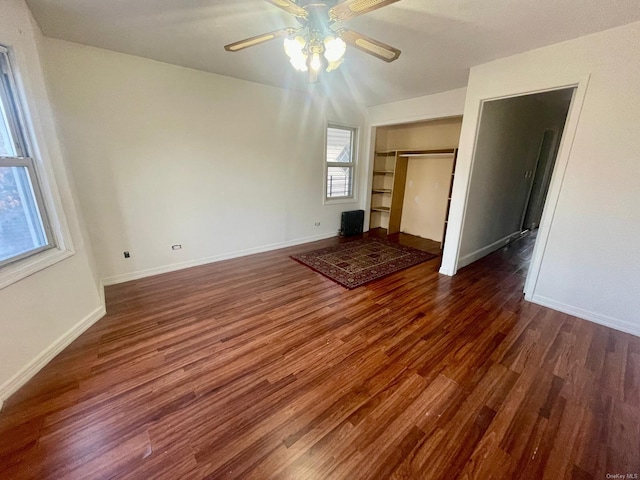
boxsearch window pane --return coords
[326,127,352,163]
[327,166,352,198]
[0,166,48,262]
[0,96,17,156]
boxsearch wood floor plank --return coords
[1,230,638,479]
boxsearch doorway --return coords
[455,87,574,282]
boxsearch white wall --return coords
[367,88,467,126]
[458,92,570,265]
[442,21,640,336]
[0,0,103,404]
[401,156,454,242]
[40,39,364,284]
[381,118,463,151]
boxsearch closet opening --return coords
[368,116,463,260]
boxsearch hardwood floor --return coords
[1,231,638,479]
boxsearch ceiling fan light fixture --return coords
[323,36,346,63]
[289,53,309,71]
[309,52,322,72]
[284,35,308,71]
[284,36,306,57]
[326,58,344,72]
[283,32,347,77]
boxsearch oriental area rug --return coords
[291,238,437,289]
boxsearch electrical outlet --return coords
[123,251,130,258]
[172,244,182,250]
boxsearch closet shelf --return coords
[375,150,397,156]
[371,206,391,213]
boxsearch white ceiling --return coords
[26,0,640,106]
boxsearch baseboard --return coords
[0,305,106,409]
[457,231,521,270]
[99,279,106,309]
[102,232,338,286]
[527,294,640,337]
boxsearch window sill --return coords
[0,247,74,290]
[324,197,358,206]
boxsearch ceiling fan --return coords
[224,0,402,83]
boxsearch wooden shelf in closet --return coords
[370,150,400,231]
[441,148,459,250]
[371,206,391,213]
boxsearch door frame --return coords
[439,75,590,302]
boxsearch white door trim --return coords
[523,79,590,297]
[439,75,591,304]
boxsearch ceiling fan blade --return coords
[264,0,308,19]
[329,0,401,22]
[224,28,294,52]
[337,28,401,62]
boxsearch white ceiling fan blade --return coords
[329,0,401,22]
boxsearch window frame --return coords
[0,44,73,288]
[324,123,357,203]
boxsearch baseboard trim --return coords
[457,231,521,270]
[99,279,106,309]
[527,294,640,337]
[0,305,106,409]
[102,232,339,286]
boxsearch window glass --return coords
[0,96,17,156]
[0,166,47,262]
[326,125,355,200]
[326,127,352,163]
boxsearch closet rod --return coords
[397,148,456,158]
[399,152,454,158]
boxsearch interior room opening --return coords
[457,87,575,283]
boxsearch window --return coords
[325,124,356,200]
[0,47,53,267]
